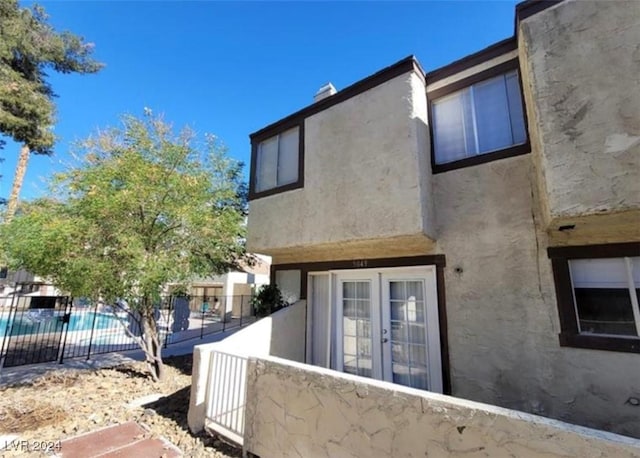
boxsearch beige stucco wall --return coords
[187,301,306,433]
[247,71,435,260]
[214,300,306,360]
[241,0,640,441]
[244,356,640,457]
[434,155,640,438]
[519,0,640,239]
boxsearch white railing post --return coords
[204,349,248,445]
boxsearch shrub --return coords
[251,284,285,317]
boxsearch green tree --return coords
[0,0,103,220]
[0,113,249,381]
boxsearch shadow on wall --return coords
[187,301,307,434]
[215,300,306,361]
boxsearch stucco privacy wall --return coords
[519,0,640,235]
[247,71,435,262]
[243,357,640,457]
[433,155,640,438]
[187,301,306,433]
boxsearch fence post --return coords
[58,296,74,364]
[239,295,243,328]
[0,291,19,371]
[85,301,100,360]
[200,294,205,340]
[164,296,172,348]
[222,296,226,333]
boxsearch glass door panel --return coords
[387,279,429,390]
[342,280,373,378]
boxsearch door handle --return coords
[381,337,388,343]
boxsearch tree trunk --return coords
[141,307,165,382]
[5,144,30,221]
[109,303,165,382]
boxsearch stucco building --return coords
[0,270,60,308]
[164,254,271,317]
[244,0,639,439]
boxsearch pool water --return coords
[0,311,124,337]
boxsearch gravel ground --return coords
[0,355,241,457]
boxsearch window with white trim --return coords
[254,127,299,193]
[431,70,527,165]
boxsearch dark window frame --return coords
[248,119,305,200]
[548,242,640,354]
[427,58,531,174]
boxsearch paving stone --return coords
[59,422,144,457]
[96,437,181,458]
[58,421,181,457]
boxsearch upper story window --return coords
[428,59,529,173]
[548,243,640,353]
[249,123,304,199]
[432,70,526,163]
[255,127,299,193]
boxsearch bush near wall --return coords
[251,284,285,317]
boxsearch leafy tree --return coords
[0,0,103,220]
[0,113,249,381]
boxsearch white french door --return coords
[332,266,442,393]
[336,272,382,379]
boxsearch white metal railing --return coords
[204,349,248,445]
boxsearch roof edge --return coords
[250,1,565,140]
[425,37,517,85]
[515,0,565,29]
[250,55,423,140]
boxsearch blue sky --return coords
[1,0,519,201]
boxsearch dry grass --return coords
[0,355,240,457]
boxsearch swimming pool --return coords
[0,310,125,337]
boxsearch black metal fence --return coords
[0,295,72,367]
[163,293,255,344]
[0,290,255,369]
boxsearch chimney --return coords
[314,82,337,102]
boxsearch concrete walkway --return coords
[0,328,239,386]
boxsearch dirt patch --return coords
[0,355,241,457]
[0,402,68,433]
